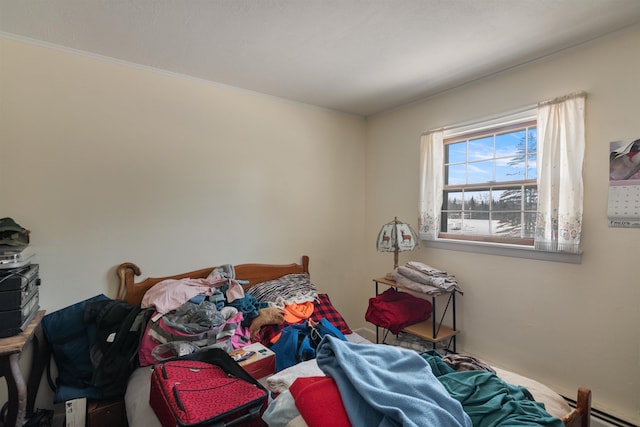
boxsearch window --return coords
[441,121,537,246]
[419,92,586,262]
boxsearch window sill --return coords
[422,238,582,264]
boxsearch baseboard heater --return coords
[563,395,638,427]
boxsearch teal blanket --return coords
[422,352,564,427]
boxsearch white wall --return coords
[365,26,640,424]
[0,36,367,408]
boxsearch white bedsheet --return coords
[125,365,159,427]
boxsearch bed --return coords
[115,255,591,427]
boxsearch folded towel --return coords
[406,261,448,276]
[391,270,457,295]
[395,263,464,294]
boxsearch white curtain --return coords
[418,130,444,240]
[535,92,586,253]
[418,92,586,253]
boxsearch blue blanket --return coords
[316,336,472,427]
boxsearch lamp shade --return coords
[376,217,418,269]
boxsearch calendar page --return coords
[608,139,640,228]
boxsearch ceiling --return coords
[2,1,640,117]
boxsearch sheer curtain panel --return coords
[418,130,444,240]
[534,92,586,254]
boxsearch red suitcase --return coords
[150,349,268,427]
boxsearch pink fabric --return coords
[230,322,252,349]
[141,276,244,314]
[208,272,245,302]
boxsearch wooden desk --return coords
[0,310,48,427]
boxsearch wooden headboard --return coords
[116,255,310,305]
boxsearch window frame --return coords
[439,119,538,247]
[422,238,582,264]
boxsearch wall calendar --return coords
[608,138,640,227]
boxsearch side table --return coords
[372,277,458,353]
[0,310,48,427]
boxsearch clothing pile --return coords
[391,261,463,295]
[141,264,247,315]
[138,264,272,365]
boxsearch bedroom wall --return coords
[363,26,640,424]
[0,36,367,408]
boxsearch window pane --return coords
[446,164,466,185]
[447,142,466,163]
[493,212,522,237]
[528,128,537,152]
[446,212,463,232]
[492,188,521,211]
[464,190,490,211]
[522,212,536,238]
[469,211,489,220]
[445,192,463,210]
[524,186,537,210]
[496,157,526,181]
[527,154,537,179]
[468,160,494,184]
[468,136,493,161]
[496,130,525,157]
[462,216,494,235]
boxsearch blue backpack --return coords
[271,318,346,372]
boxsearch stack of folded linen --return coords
[390,261,463,295]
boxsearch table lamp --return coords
[376,217,418,270]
